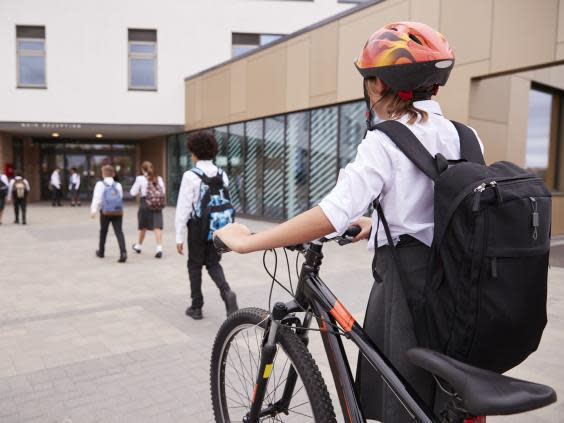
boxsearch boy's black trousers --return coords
[187,222,230,309]
[52,187,62,206]
[99,214,126,254]
[14,198,27,223]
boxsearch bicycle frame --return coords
[248,241,439,423]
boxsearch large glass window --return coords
[526,89,553,180]
[232,33,284,57]
[128,29,157,90]
[245,120,264,215]
[228,123,245,212]
[263,116,286,219]
[16,26,46,88]
[339,101,365,168]
[309,106,338,207]
[285,111,309,218]
[214,126,229,168]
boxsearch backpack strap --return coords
[374,121,440,181]
[190,167,211,184]
[450,120,486,165]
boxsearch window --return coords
[309,106,338,207]
[128,29,157,90]
[286,111,310,217]
[16,26,46,88]
[339,101,365,168]
[231,33,284,57]
[526,86,562,191]
[228,123,245,211]
[245,120,264,215]
[263,116,286,218]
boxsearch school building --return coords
[0,0,355,201]
[178,0,564,234]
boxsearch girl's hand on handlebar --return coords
[214,223,252,253]
[351,217,372,242]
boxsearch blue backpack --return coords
[101,182,123,216]
[189,168,235,241]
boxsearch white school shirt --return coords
[8,177,30,200]
[90,177,123,214]
[175,160,230,244]
[50,170,61,189]
[319,100,483,249]
[0,174,9,188]
[69,173,81,190]
[129,175,165,197]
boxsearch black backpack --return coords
[374,120,551,373]
[189,167,235,242]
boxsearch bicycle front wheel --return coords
[210,307,336,423]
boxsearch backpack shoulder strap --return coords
[450,120,486,165]
[374,120,440,181]
[190,167,210,183]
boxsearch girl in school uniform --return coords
[130,161,166,258]
[214,22,483,422]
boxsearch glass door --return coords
[65,154,88,201]
[87,154,112,194]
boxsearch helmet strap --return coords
[363,80,375,132]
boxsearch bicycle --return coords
[210,226,557,422]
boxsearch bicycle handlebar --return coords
[213,225,362,254]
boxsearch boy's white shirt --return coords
[130,175,165,197]
[90,177,123,214]
[50,170,61,189]
[69,173,80,190]
[8,177,30,200]
[0,174,9,187]
[174,160,229,244]
[319,100,484,249]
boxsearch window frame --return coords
[16,28,47,89]
[127,32,158,91]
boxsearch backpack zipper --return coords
[529,197,539,240]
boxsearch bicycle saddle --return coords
[407,348,557,416]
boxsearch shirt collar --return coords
[412,100,443,116]
[103,177,114,183]
[196,160,214,167]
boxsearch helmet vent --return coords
[408,33,423,45]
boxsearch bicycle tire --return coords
[211,307,337,423]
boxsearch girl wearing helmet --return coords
[215,22,483,422]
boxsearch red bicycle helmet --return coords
[355,21,454,96]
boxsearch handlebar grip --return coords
[343,225,361,238]
[213,236,231,254]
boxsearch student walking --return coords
[130,161,166,258]
[0,170,8,225]
[214,22,481,422]
[50,167,63,206]
[9,170,31,225]
[90,165,127,263]
[175,132,238,320]
[69,167,81,206]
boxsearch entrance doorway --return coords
[38,141,137,201]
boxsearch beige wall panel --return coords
[440,0,492,65]
[468,118,508,164]
[139,137,166,183]
[286,36,311,111]
[506,76,531,166]
[558,0,564,42]
[185,79,203,130]
[438,60,490,123]
[309,22,339,98]
[230,61,247,116]
[309,92,338,109]
[201,69,231,128]
[410,0,440,29]
[469,75,511,123]
[491,0,558,72]
[247,46,287,119]
[337,1,410,102]
[339,0,407,25]
[552,197,564,235]
[557,42,564,60]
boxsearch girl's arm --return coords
[214,206,335,254]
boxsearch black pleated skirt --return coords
[137,198,163,230]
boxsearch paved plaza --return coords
[0,203,563,422]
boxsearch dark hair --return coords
[71,167,77,172]
[14,169,23,177]
[186,131,219,161]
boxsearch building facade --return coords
[180,0,564,234]
[0,0,355,201]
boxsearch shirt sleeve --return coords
[7,180,14,201]
[76,175,81,190]
[175,172,195,244]
[24,179,30,192]
[90,182,102,214]
[318,130,396,235]
[158,176,166,193]
[130,176,141,197]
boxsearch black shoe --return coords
[71,203,75,207]
[132,244,142,254]
[185,306,203,320]
[155,251,162,259]
[14,220,19,224]
[222,290,239,316]
[118,253,127,263]
[96,250,104,258]
[22,221,27,225]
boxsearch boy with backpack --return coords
[9,170,30,225]
[214,22,551,422]
[175,131,238,320]
[90,165,127,263]
[0,170,9,224]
